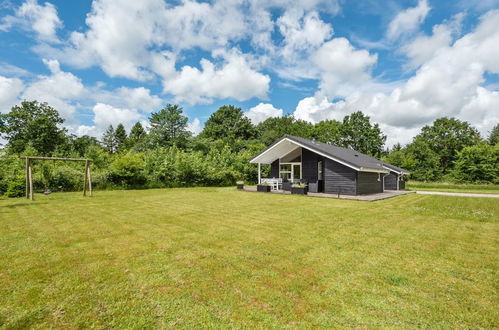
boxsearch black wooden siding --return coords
[324,158,357,195]
[302,148,320,183]
[271,160,279,178]
[384,172,397,190]
[357,172,383,194]
[384,172,406,190]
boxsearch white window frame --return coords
[279,162,301,181]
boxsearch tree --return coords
[0,101,67,155]
[102,125,117,153]
[488,123,499,145]
[129,122,146,141]
[149,104,191,147]
[339,111,386,157]
[127,122,147,149]
[312,120,342,145]
[403,136,442,181]
[114,123,127,151]
[418,117,481,174]
[69,135,100,156]
[451,143,499,183]
[256,116,313,145]
[201,105,256,142]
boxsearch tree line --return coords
[0,100,497,197]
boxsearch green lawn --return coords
[406,181,499,194]
[1,188,498,328]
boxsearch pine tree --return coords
[102,125,116,153]
[114,123,127,152]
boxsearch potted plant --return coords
[236,181,244,190]
[257,181,271,192]
[291,182,308,195]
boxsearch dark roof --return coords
[284,135,409,174]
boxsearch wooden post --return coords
[83,160,89,196]
[87,163,93,197]
[258,163,261,184]
[25,157,29,199]
[28,159,33,201]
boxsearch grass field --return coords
[406,181,499,194]
[1,188,498,328]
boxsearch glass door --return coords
[292,164,301,181]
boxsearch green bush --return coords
[451,143,499,184]
[109,152,146,187]
[4,176,25,198]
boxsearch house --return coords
[249,135,409,195]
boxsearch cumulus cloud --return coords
[92,103,142,129]
[187,118,202,136]
[0,0,62,42]
[29,0,339,103]
[275,9,333,80]
[314,38,378,98]
[164,51,270,104]
[402,13,464,69]
[387,0,430,40]
[0,76,24,113]
[245,103,283,124]
[89,86,163,113]
[294,9,499,146]
[22,59,84,120]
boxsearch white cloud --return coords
[402,13,464,69]
[294,9,499,146]
[163,50,270,104]
[0,76,24,113]
[187,118,202,136]
[0,0,62,42]
[245,103,283,124]
[89,86,163,113]
[275,9,333,80]
[30,0,339,103]
[314,38,378,98]
[92,103,142,130]
[387,0,430,40]
[22,59,84,120]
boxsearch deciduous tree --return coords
[340,111,386,157]
[0,101,67,155]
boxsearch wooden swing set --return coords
[21,156,93,201]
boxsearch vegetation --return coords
[0,100,498,197]
[406,181,499,194]
[0,188,497,328]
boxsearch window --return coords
[279,163,301,181]
[280,164,291,180]
[318,160,323,180]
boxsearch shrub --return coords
[109,152,146,187]
[4,176,25,198]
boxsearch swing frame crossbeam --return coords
[20,156,93,201]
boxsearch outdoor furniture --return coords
[261,178,282,190]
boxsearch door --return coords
[292,164,301,181]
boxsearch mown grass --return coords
[406,181,499,194]
[0,188,498,328]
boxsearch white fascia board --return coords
[249,138,293,163]
[382,165,409,175]
[360,167,389,173]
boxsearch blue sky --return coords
[1,0,498,146]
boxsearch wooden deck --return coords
[241,187,415,201]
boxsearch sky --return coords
[0,0,498,147]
